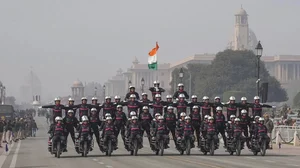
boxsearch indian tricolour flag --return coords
[148,42,159,70]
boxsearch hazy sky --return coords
[0,0,299,100]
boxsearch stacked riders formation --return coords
[43,81,274,157]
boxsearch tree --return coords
[5,96,16,105]
[170,49,288,102]
[293,92,300,107]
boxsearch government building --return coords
[104,7,300,103]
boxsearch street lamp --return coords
[255,41,263,96]
[141,78,145,93]
[128,80,132,86]
[94,87,97,96]
[103,85,106,101]
[179,67,184,83]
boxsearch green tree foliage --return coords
[170,49,288,102]
[293,92,300,107]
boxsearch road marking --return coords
[0,142,15,168]
[264,160,273,163]
[9,141,21,168]
[105,166,113,168]
[166,156,222,168]
[245,157,255,159]
[288,164,300,167]
[98,162,104,164]
[92,158,98,161]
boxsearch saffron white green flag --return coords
[148,42,159,70]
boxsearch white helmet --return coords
[117,105,122,108]
[155,94,161,98]
[81,97,87,100]
[106,116,112,120]
[105,113,111,117]
[178,83,184,87]
[216,106,222,111]
[142,106,148,110]
[155,113,161,117]
[68,97,74,101]
[214,96,220,100]
[129,94,136,98]
[241,97,247,101]
[185,116,191,120]
[68,110,74,114]
[105,96,111,100]
[91,108,97,112]
[81,116,89,122]
[54,97,61,101]
[208,116,214,120]
[255,116,260,119]
[130,111,137,116]
[192,105,199,109]
[254,96,260,100]
[153,81,160,85]
[204,115,209,119]
[179,94,185,98]
[167,106,174,110]
[141,93,147,96]
[229,96,236,101]
[131,116,138,120]
[158,116,164,120]
[230,115,236,119]
[92,97,98,101]
[203,96,209,100]
[258,117,264,121]
[166,95,172,99]
[191,95,197,99]
[234,118,240,122]
[114,95,121,99]
[129,86,135,89]
[180,112,187,117]
[241,109,247,114]
[55,116,62,121]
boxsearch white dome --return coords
[72,80,84,87]
[236,7,247,16]
[32,101,40,106]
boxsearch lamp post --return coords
[179,68,184,83]
[0,83,5,105]
[255,41,263,96]
[103,85,106,101]
[94,87,97,96]
[141,78,145,93]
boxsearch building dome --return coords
[72,80,84,87]
[32,100,40,106]
[236,7,247,16]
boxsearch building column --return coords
[285,64,288,81]
[294,64,297,80]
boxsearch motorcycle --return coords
[200,136,218,156]
[75,133,93,157]
[226,134,244,156]
[250,136,267,156]
[48,135,65,158]
[177,135,195,155]
[126,135,143,156]
[151,134,169,156]
[100,135,117,156]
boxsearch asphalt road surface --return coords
[1,117,300,168]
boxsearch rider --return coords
[123,94,141,116]
[224,96,240,121]
[125,86,140,100]
[180,116,195,148]
[200,96,213,120]
[114,105,127,147]
[226,115,236,139]
[164,106,178,148]
[149,81,165,101]
[101,116,118,150]
[204,116,219,149]
[232,118,245,149]
[173,94,188,118]
[91,97,102,116]
[64,98,77,117]
[163,95,175,113]
[126,116,143,148]
[189,106,201,147]
[200,115,210,138]
[151,94,164,116]
[151,113,161,131]
[212,96,224,116]
[238,97,250,116]
[42,97,65,123]
[100,96,115,119]
[139,106,153,146]
[188,95,201,113]
[239,109,252,148]
[76,116,93,151]
[74,97,96,121]
[126,111,137,128]
[250,116,260,138]
[173,83,189,99]
[214,107,227,147]
[249,96,273,117]
[139,93,151,112]
[153,116,170,148]
[255,117,270,149]
[63,110,79,145]
[48,116,67,152]
[89,108,102,148]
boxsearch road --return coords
[1,117,300,168]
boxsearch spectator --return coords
[264,114,274,149]
[32,120,38,137]
[0,119,5,147]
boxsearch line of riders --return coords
[43,82,274,157]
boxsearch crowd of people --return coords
[43,81,275,155]
[0,113,38,148]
